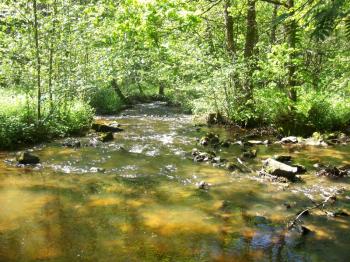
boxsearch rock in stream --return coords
[16,151,40,165]
[263,158,299,181]
[92,122,123,133]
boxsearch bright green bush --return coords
[89,87,123,115]
[254,89,350,134]
[254,87,291,125]
[0,90,94,149]
[188,72,350,135]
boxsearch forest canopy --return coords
[0,0,349,148]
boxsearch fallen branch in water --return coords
[287,193,340,230]
[236,157,253,172]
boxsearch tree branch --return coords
[200,0,224,16]
[287,193,338,230]
[260,0,289,8]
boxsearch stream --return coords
[0,102,350,262]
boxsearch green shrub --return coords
[0,90,94,149]
[89,87,122,115]
[189,77,350,135]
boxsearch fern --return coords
[309,0,349,40]
[345,15,350,38]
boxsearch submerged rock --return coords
[258,170,290,183]
[16,151,40,165]
[226,162,240,171]
[283,224,312,249]
[191,148,216,162]
[199,132,220,146]
[281,136,298,144]
[220,200,235,212]
[241,149,257,159]
[263,158,298,181]
[226,160,250,173]
[99,132,114,142]
[291,225,311,236]
[62,138,81,148]
[92,122,123,133]
[197,181,210,190]
[220,140,231,148]
[316,166,348,179]
[251,215,269,226]
[274,155,292,163]
[325,209,349,217]
[283,202,292,209]
[88,137,101,147]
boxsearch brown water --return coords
[0,102,350,262]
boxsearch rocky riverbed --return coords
[0,102,350,262]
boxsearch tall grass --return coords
[0,89,94,149]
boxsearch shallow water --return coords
[0,102,350,262]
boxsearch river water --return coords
[0,102,349,261]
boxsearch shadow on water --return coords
[0,102,350,261]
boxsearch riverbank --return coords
[0,94,177,150]
[0,90,94,150]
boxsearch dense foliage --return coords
[0,90,93,148]
[0,0,349,147]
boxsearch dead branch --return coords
[287,193,338,230]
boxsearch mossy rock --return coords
[16,151,40,165]
[241,149,257,159]
[99,132,114,142]
[92,123,123,133]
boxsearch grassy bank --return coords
[0,90,94,149]
[186,86,350,136]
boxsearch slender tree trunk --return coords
[270,4,279,44]
[48,0,57,112]
[243,0,258,99]
[48,47,53,109]
[33,0,41,122]
[111,79,128,104]
[244,0,258,59]
[134,70,143,94]
[159,83,165,96]
[286,0,297,102]
[224,0,235,55]
[204,19,216,55]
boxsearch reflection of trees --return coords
[0,168,349,261]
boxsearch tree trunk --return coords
[48,46,54,109]
[244,0,258,59]
[286,0,297,102]
[111,79,128,104]
[33,0,41,123]
[159,83,165,96]
[243,0,258,99]
[270,4,279,44]
[224,0,235,55]
[48,0,57,112]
